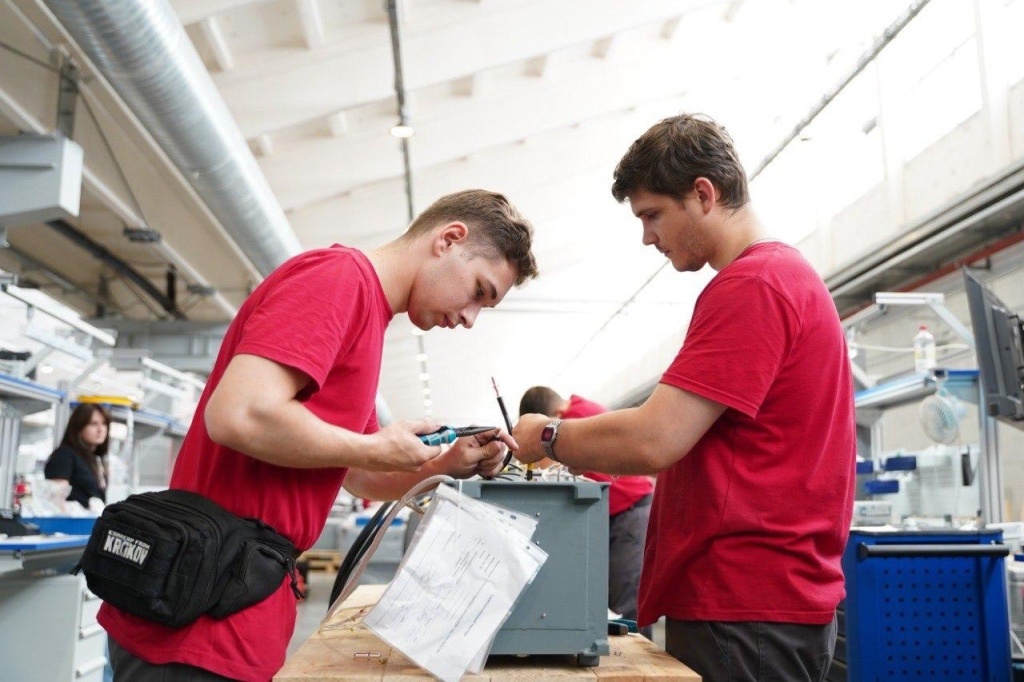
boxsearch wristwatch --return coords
[540,418,562,462]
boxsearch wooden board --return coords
[298,549,342,572]
[276,585,700,681]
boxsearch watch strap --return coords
[540,418,562,462]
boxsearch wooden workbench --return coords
[276,585,700,681]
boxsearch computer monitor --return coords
[963,269,1024,427]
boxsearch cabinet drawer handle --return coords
[75,656,107,677]
[857,542,1009,559]
[79,623,105,639]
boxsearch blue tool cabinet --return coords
[841,529,1012,681]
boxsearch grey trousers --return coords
[665,614,837,682]
[608,494,652,638]
[108,637,240,681]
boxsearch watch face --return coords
[541,426,555,442]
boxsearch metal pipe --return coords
[0,401,22,514]
[42,0,302,276]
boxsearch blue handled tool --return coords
[418,425,497,446]
[608,618,639,635]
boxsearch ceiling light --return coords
[39,364,53,374]
[415,353,427,362]
[411,328,424,337]
[423,399,432,407]
[422,387,431,396]
[874,292,944,306]
[390,124,415,139]
[418,372,430,381]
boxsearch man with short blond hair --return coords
[102,189,538,681]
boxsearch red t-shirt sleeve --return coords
[364,407,379,435]
[661,275,796,418]
[235,254,368,391]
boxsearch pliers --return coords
[418,425,497,447]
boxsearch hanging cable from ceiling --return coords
[386,0,415,225]
[385,0,432,417]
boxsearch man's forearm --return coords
[207,398,373,470]
[555,408,667,475]
[344,461,445,501]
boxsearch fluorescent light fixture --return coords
[141,377,188,400]
[874,292,945,306]
[2,283,116,346]
[22,324,95,362]
[873,290,974,347]
[100,349,206,391]
[139,356,206,391]
[390,124,415,139]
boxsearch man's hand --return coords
[510,413,549,465]
[359,419,449,472]
[438,428,518,479]
[342,427,518,500]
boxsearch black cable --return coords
[327,501,393,609]
[1,38,199,314]
[490,377,517,475]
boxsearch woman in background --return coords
[44,403,111,509]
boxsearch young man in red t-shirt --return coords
[100,189,538,681]
[513,115,855,682]
[518,387,655,638]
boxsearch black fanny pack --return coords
[72,489,302,628]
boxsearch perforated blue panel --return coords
[843,530,1012,682]
[877,558,986,679]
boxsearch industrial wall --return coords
[593,5,1024,524]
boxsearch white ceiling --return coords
[1,0,906,426]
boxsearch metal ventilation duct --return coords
[42,0,302,277]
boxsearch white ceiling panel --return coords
[3,0,914,424]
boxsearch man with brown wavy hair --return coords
[514,115,855,682]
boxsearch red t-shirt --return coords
[562,394,654,516]
[99,245,393,681]
[637,242,855,627]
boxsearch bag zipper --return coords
[145,495,226,610]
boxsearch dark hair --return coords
[61,403,111,481]
[519,386,564,417]
[611,113,750,209]
[403,189,539,285]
